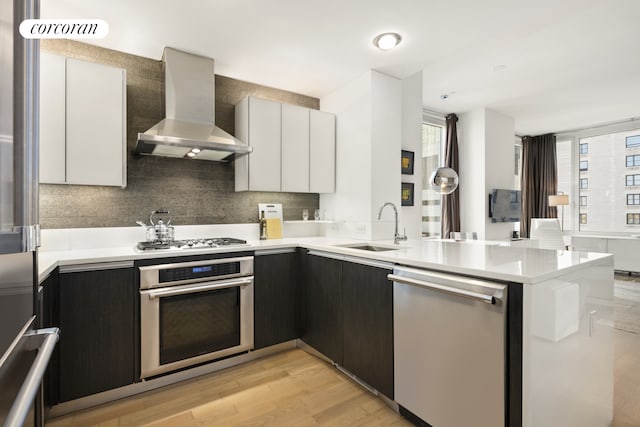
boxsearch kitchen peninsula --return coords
[38,229,613,427]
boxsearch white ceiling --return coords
[42,0,640,135]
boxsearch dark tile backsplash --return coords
[39,40,319,229]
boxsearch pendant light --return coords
[430,166,459,195]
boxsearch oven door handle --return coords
[145,277,254,299]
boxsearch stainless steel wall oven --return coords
[139,255,254,379]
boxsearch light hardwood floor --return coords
[47,332,640,427]
[46,349,412,427]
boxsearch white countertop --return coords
[37,236,612,285]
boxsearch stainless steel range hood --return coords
[135,47,252,162]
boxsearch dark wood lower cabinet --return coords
[342,261,394,399]
[58,267,136,402]
[302,254,343,365]
[254,251,298,349]
[301,252,394,396]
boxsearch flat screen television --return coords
[489,189,521,223]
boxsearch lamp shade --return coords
[548,194,569,207]
[430,167,459,195]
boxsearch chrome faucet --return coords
[377,202,407,244]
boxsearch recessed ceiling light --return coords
[191,148,201,154]
[373,32,402,51]
[493,64,507,72]
[187,152,196,157]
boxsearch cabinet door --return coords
[254,251,298,349]
[309,109,335,193]
[248,97,281,191]
[39,52,66,184]
[342,261,394,398]
[41,270,60,407]
[303,254,343,364]
[281,104,309,192]
[58,267,135,402]
[66,58,126,187]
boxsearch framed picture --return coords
[401,150,414,175]
[401,182,414,206]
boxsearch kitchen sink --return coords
[337,243,399,252]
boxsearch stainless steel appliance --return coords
[390,266,507,427]
[135,47,252,162]
[0,1,60,426]
[136,237,248,251]
[139,256,254,378]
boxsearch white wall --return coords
[459,109,486,238]
[484,109,516,240]
[320,70,404,241]
[459,108,516,240]
[371,72,402,240]
[320,71,373,238]
[400,71,423,239]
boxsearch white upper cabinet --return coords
[39,52,66,184]
[39,53,127,187]
[235,96,335,193]
[281,104,310,192]
[309,109,336,193]
[235,97,281,192]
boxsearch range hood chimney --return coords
[135,47,252,161]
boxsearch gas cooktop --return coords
[137,237,248,251]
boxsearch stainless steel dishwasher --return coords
[390,266,507,427]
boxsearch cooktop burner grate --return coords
[136,237,248,251]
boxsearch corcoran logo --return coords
[19,19,109,39]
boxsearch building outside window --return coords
[580,178,588,189]
[580,213,587,224]
[421,114,445,237]
[580,196,588,206]
[627,175,640,186]
[579,143,588,154]
[627,213,640,225]
[626,155,640,167]
[579,160,588,171]
[628,194,640,205]
[626,135,640,148]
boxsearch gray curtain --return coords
[520,133,557,238]
[441,113,460,238]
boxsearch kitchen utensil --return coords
[150,210,174,243]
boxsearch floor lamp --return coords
[549,194,569,231]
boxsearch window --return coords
[421,117,445,237]
[580,178,588,189]
[573,126,640,233]
[627,175,640,186]
[580,196,587,206]
[627,135,640,148]
[555,139,573,231]
[626,155,640,167]
[514,142,522,189]
[627,213,640,225]
[627,194,640,205]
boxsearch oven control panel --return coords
[139,256,254,290]
[159,262,240,283]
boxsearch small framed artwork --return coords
[401,150,414,175]
[401,182,414,206]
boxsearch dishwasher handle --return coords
[388,273,500,305]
